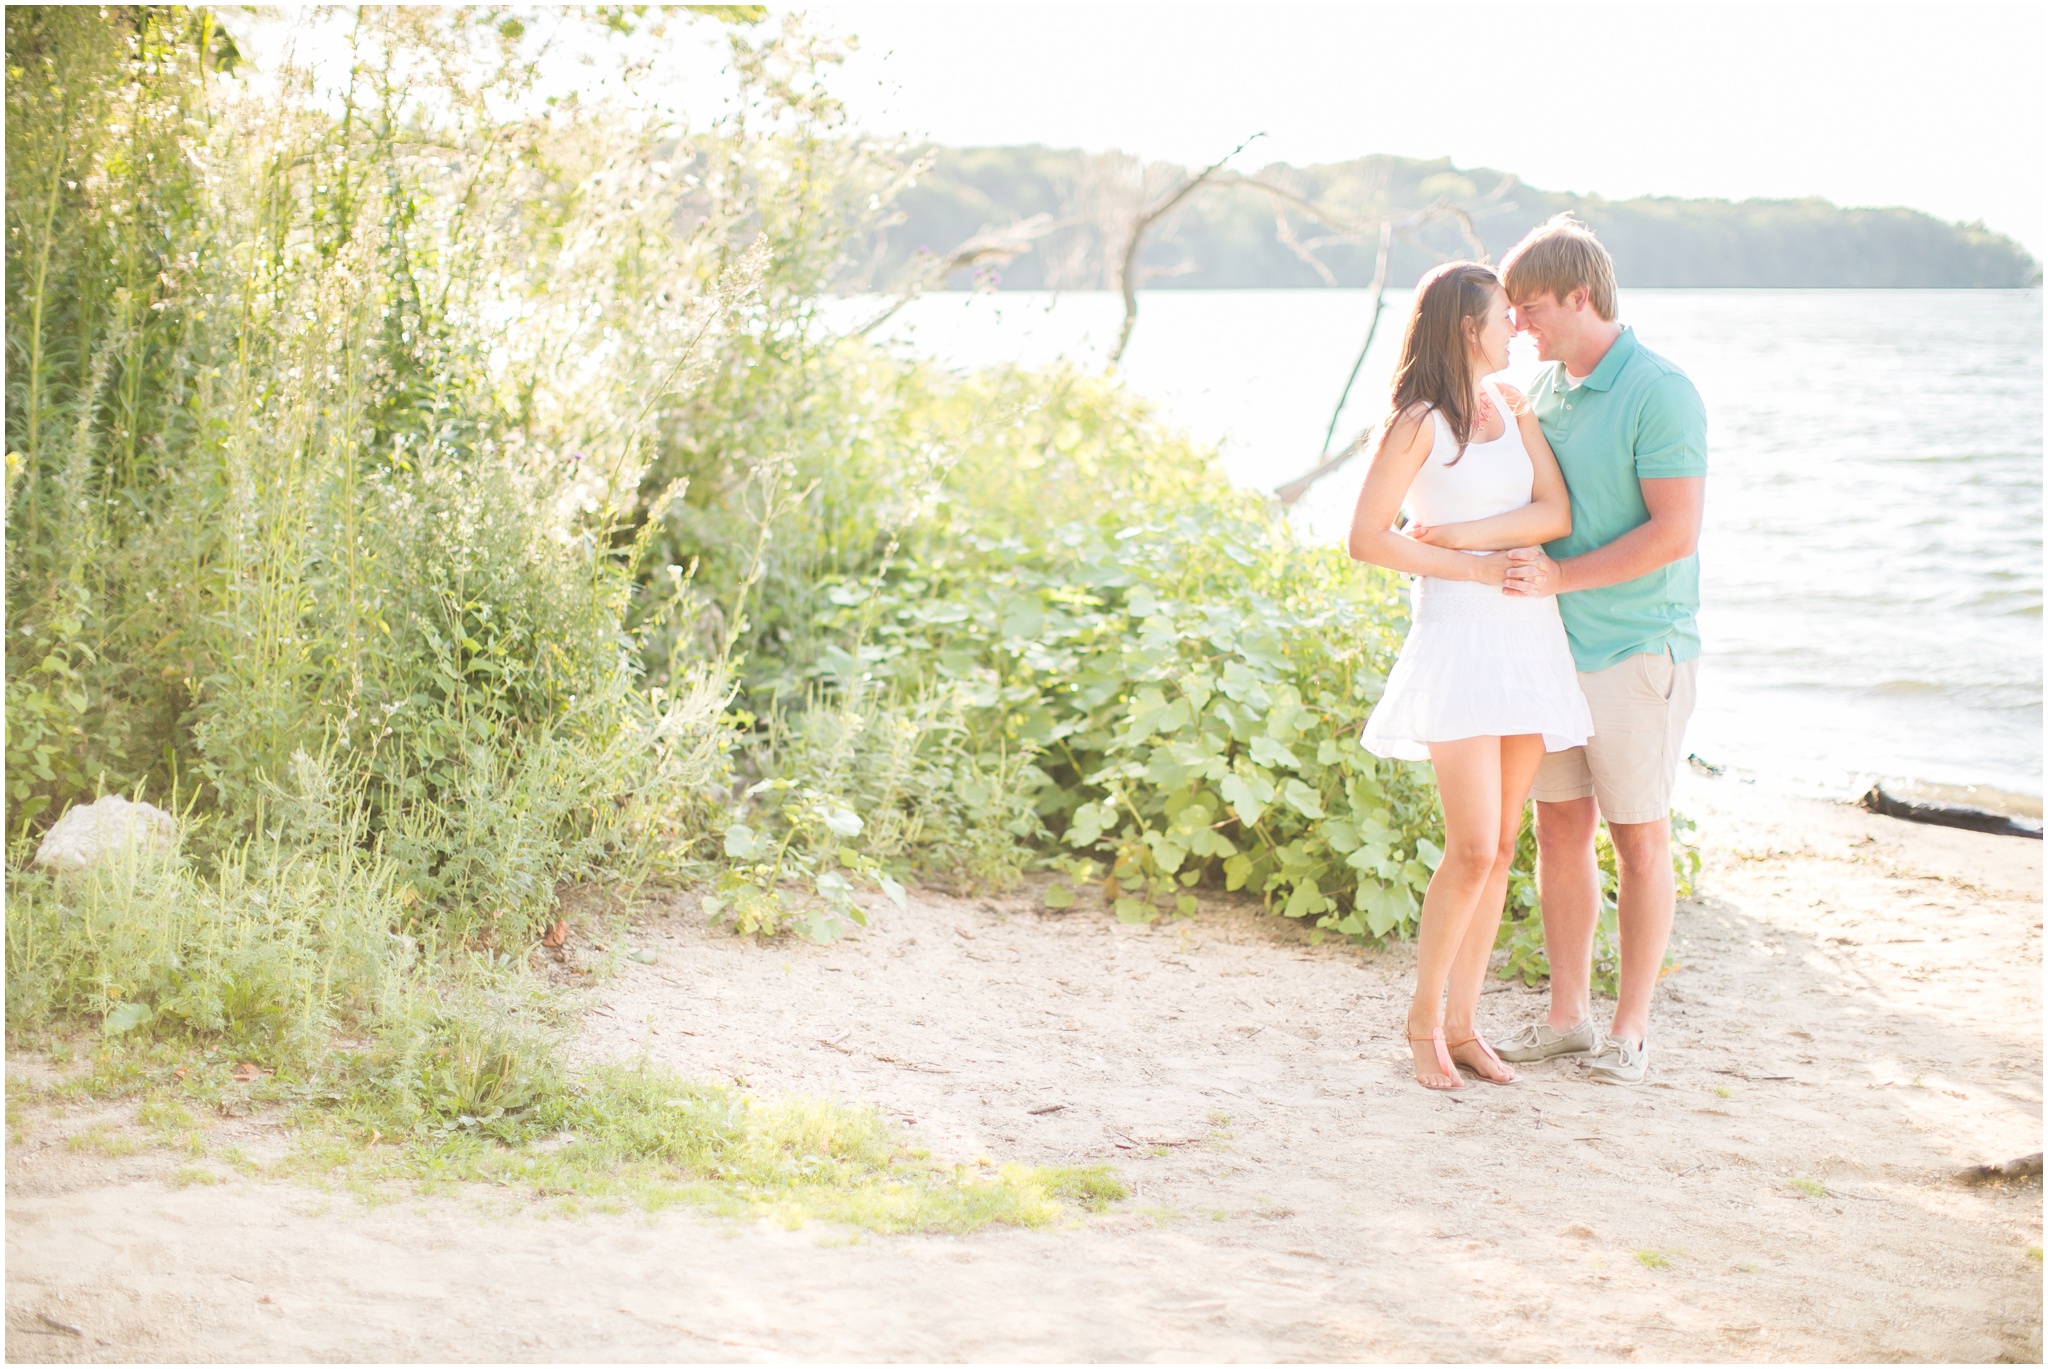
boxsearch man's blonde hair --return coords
[1500,213,1618,321]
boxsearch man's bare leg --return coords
[1606,818,1674,1046]
[1533,796,1601,1032]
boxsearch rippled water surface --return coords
[863,289,2043,801]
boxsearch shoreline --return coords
[1677,759,2044,823]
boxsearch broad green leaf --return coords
[1281,778,1324,820]
[1282,876,1325,919]
[1218,660,1271,709]
[1166,797,1214,833]
[722,823,761,860]
[1042,881,1075,909]
[103,1002,153,1036]
[1223,853,1254,891]
[1000,596,1045,640]
[879,875,908,910]
[1249,735,1299,770]
[1416,838,1444,871]
[1123,686,1174,744]
[1359,881,1418,936]
[1113,897,1158,925]
[1219,773,1266,828]
[1344,846,1377,873]
[1146,833,1187,874]
[820,806,863,838]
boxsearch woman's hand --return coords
[1405,523,1465,550]
[1470,551,1510,587]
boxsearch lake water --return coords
[858,289,2044,807]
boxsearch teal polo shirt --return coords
[1532,326,1708,674]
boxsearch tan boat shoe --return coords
[1492,1018,1599,1064]
[1581,1037,1649,1085]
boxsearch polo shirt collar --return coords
[1577,325,1637,392]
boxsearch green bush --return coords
[719,361,1444,940]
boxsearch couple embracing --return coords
[1346,215,1707,1092]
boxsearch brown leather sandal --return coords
[1406,1028,1464,1091]
[1447,1034,1518,1085]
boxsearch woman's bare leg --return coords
[1446,734,1547,1081]
[1409,737,1505,1087]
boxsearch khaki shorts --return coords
[1531,649,1698,825]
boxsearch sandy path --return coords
[8,776,2041,1362]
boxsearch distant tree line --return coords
[862,147,2039,291]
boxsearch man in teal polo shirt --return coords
[1489,214,1708,1085]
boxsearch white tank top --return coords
[1400,378,1535,529]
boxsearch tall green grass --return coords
[2,7,815,936]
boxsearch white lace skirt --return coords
[1360,576,1595,762]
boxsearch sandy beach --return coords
[7,774,2041,1362]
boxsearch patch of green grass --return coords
[278,1063,1124,1234]
[170,1166,222,1187]
[1787,1176,1828,1198]
[139,1095,207,1154]
[1635,1249,1673,1269]
[2027,1247,2041,1263]
[21,1020,1127,1238]
[66,1123,143,1157]
[1712,1085,1732,1099]
[1040,1165,1127,1212]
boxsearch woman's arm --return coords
[1408,399,1572,551]
[1345,409,1509,585]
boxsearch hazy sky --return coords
[806,3,2044,258]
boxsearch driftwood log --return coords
[1856,785,2042,840]
[1956,1152,2043,1185]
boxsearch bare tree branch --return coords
[851,211,1083,337]
[1107,132,1263,370]
[1320,218,1396,459]
[1273,203,1337,287]
[1273,423,1376,509]
[1272,220,1397,508]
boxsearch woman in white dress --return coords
[1347,262,1593,1091]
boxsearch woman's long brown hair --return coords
[1386,261,1501,467]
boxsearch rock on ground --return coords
[32,796,176,874]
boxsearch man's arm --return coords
[1502,476,1703,597]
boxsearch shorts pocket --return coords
[1643,648,1676,703]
